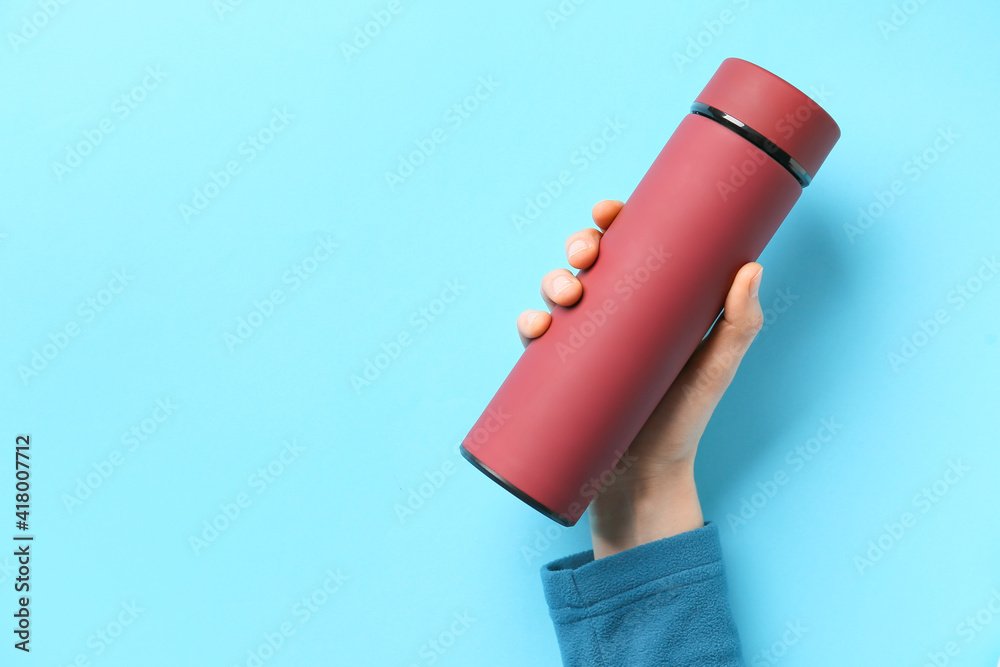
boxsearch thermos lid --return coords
[695,58,841,181]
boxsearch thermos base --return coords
[459,445,575,527]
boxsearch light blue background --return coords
[1,0,998,665]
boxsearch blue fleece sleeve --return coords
[540,522,744,667]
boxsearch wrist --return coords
[588,461,703,559]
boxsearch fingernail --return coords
[553,276,575,296]
[567,239,589,258]
[749,267,763,299]
[526,311,541,327]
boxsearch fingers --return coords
[540,268,583,310]
[592,200,624,231]
[565,227,603,269]
[670,262,765,414]
[564,199,623,269]
[519,267,584,347]
[517,200,622,347]
[517,309,551,347]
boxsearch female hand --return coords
[517,200,765,558]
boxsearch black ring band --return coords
[690,102,812,187]
[460,445,574,526]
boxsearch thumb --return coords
[662,262,765,423]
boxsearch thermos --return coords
[461,58,840,526]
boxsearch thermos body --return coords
[461,59,840,526]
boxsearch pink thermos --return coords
[461,58,840,526]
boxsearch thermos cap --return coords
[694,58,841,183]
